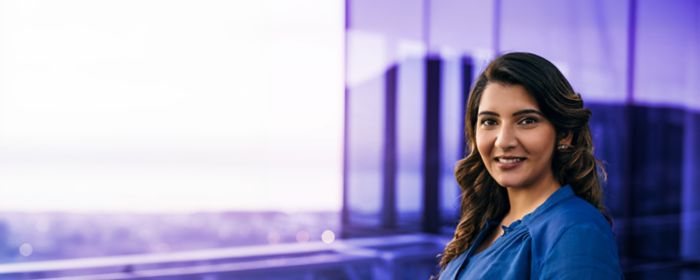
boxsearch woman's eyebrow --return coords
[512,109,544,116]
[478,109,543,117]
[477,111,499,117]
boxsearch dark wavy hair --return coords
[438,52,608,268]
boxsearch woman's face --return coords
[475,82,558,190]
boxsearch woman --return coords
[438,52,622,279]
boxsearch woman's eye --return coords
[519,117,538,125]
[480,119,497,126]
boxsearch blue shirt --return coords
[439,185,622,279]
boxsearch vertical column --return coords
[681,112,700,280]
[460,57,474,157]
[422,56,442,233]
[383,66,398,229]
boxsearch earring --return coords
[557,144,570,151]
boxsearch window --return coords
[0,0,343,262]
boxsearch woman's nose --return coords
[494,125,517,150]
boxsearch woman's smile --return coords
[494,156,527,170]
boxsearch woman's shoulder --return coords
[544,194,610,228]
[525,192,618,261]
[527,195,622,277]
[523,185,610,229]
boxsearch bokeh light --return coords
[19,243,33,257]
[321,230,335,244]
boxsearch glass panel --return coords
[346,75,385,226]
[500,0,629,104]
[396,56,425,228]
[439,54,466,228]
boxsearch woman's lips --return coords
[495,157,526,170]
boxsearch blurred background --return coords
[0,0,698,279]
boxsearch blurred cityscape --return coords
[0,211,339,263]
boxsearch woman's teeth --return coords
[498,157,524,163]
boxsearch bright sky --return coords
[0,0,344,212]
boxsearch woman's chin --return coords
[494,179,527,189]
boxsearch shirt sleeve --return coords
[539,224,622,280]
